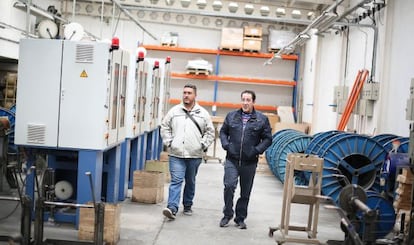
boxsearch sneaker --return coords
[162,207,176,220]
[234,219,247,229]
[219,216,230,227]
[183,206,193,216]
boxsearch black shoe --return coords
[234,219,247,229]
[219,216,230,227]
[183,206,192,216]
[163,207,176,220]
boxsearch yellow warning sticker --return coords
[80,70,88,78]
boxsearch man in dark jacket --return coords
[219,90,272,229]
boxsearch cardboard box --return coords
[268,30,296,51]
[243,38,262,51]
[132,171,164,204]
[133,170,164,188]
[145,160,170,182]
[132,186,164,204]
[263,113,280,134]
[78,203,121,244]
[243,26,262,37]
[220,28,244,50]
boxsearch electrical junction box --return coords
[333,86,348,112]
[357,99,374,117]
[406,78,414,121]
[361,82,380,100]
[15,39,129,150]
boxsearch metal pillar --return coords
[119,139,131,201]
[104,145,121,203]
[77,150,103,227]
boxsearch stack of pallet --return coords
[219,28,244,51]
[242,26,262,52]
[393,168,413,236]
[161,31,178,46]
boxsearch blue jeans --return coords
[167,156,202,213]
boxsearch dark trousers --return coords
[222,159,257,222]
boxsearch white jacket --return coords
[161,102,215,158]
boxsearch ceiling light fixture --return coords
[180,0,191,8]
[275,7,286,17]
[291,9,302,19]
[228,2,238,13]
[244,4,254,15]
[212,1,223,11]
[260,6,270,17]
[196,0,207,9]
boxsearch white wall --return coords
[304,0,414,137]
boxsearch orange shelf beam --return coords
[142,45,298,61]
[171,72,296,86]
[169,98,277,111]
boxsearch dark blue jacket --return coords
[220,108,272,165]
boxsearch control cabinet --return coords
[15,39,129,150]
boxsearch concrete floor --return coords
[0,145,347,245]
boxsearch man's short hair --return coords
[184,83,197,94]
[241,90,256,102]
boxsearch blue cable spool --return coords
[372,134,398,146]
[266,129,311,183]
[275,135,312,184]
[266,129,301,179]
[266,129,294,164]
[319,134,386,202]
[357,190,396,239]
[305,130,340,155]
[0,107,16,152]
[383,137,409,153]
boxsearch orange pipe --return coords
[337,69,369,131]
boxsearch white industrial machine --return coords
[142,58,166,132]
[15,38,129,150]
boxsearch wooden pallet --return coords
[268,48,281,53]
[186,68,210,75]
[220,47,243,52]
[161,42,177,47]
[244,34,262,39]
[243,49,260,53]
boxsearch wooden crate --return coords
[132,171,164,204]
[243,26,262,38]
[145,160,170,183]
[78,203,121,244]
[132,187,164,204]
[220,28,244,51]
[243,38,262,52]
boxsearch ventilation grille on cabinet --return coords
[27,124,46,144]
[75,44,94,63]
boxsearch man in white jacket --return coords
[161,83,215,220]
